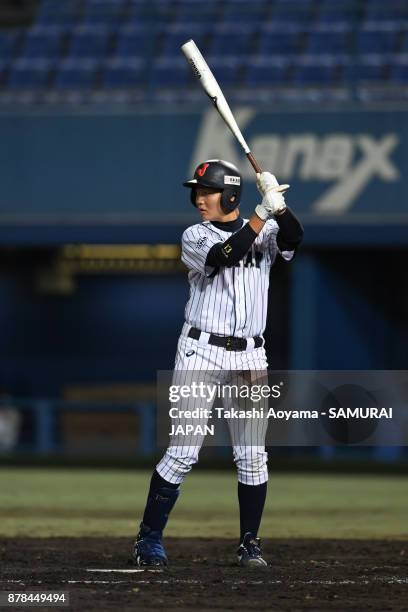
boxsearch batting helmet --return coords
[183,159,242,214]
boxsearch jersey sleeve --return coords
[181,225,222,276]
[263,220,295,262]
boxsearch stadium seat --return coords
[401,32,408,52]
[115,25,151,57]
[7,58,53,89]
[35,0,82,27]
[171,0,220,24]
[103,57,145,88]
[364,0,408,23]
[209,24,256,56]
[68,25,112,58]
[317,2,358,24]
[221,0,270,24]
[390,55,408,83]
[307,26,350,54]
[151,57,188,88]
[132,0,177,27]
[258,23,302,55]
[0,61,9,87]
[205,56,242,86]
[292,55,340,85]
[20,28,65,60]
[0,31,22,61]
[54,58,99,89]
[126,3,150,27]
[356,27,399,54]
[245,56,290,86]
[353,55,388,83]
[82,0,128,27]
[160,23,209,57]
[271,0,315,26]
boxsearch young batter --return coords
[132,159,303,567]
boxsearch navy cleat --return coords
[237,532,268,567]
[132,523,168,567]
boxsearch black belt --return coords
[188,327,263,351]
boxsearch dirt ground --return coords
[0,537,407,611]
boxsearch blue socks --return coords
[142,470,180,532]
[238,481,267,543]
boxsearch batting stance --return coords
[132,159,303,567]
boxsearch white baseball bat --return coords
[181,39,262,174]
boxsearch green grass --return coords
[0,468,407,539]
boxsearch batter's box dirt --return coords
[0,537,407,611]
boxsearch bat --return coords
[181,39,262,175]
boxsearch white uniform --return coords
[156,218,294,486]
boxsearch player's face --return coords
[195,187,235,222]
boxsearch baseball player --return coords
[132,159,303,568]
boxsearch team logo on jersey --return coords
[224,175,240,185]
[195,236,208,250]
[186,350,195,357]
[196,162,209,177]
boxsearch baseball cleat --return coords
[237,532,268,567]
[132,522,168,567]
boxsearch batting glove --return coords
[256,171,290,197]
[255,193,286,220]
[255,172,289,220]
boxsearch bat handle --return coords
[246,152,262,174]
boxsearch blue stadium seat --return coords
[317,0,356,24]
[0,31,22,61]
[68,25,112,58]
[353,55,388,83]
[35,0,82,27]
[271,0,315,26]
[245,56,290,86]
[209,24,256,56]
[21,28,64,60]
[390,59,408,83]
[151,57,188,88]
[205,56,242,86]
[160,23,209,57]
[103,57,145,88]
[126,3,151,27]
[364,1,408,23]
[258,24,302,55]
[307,26,350,54]
[171,0,219,24]
[115,25,150,57]
[82,0,128,27]
[7,58,53,89]
[54,58,99,89]
[292,55,340,85]
[401,32,408,52]
[221,0,270,24]
[0,61,9,86]
[131,0,176,27]
[356,27,399,54]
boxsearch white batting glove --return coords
[256,171,290,197]
[255,192,286,220]
[255,172,289,220]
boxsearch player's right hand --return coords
[255,191,287,220]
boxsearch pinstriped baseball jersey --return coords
[181,219,294,338]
